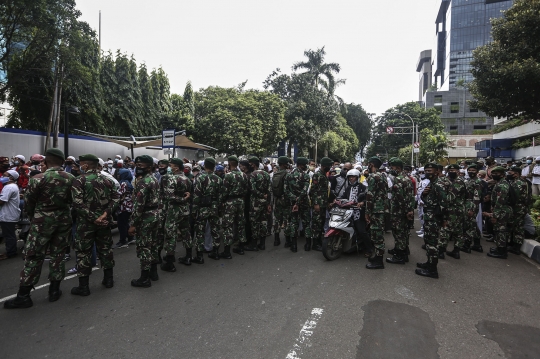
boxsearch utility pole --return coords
[99,10,101,54]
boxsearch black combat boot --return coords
[179,248,193,265]
[161,255,177,272]
[485,235,494,242]
[416,261,429,269]
[446,247,461,259]
[71,276,91,296]
[487,246,508,259]
[421,244,427,250]
[459,244,471,254]
[284,236,292,248]
[233,242,245,255]
[290,237,298,253]
[388,247,396,255]
[507,243,521,255]
[131,270,151,287]
[192,250,205,264]
[220,245,233,259]
[304,238,312,251]
[101,268,114,288]
[208,246,221,260]
[274,232,281,246]
[438,247,445,259]
[405,246,411,255]
[415,259,439,279]
[471,238,483,252]
[366,255,384,269]
[312,236,323,252]
[243,238,259,251]
[258,237,266,251]
[386,249,407,264]
[157,250,163,264]
[4,286,33,309]
[48,280,62,302]
[149,263,159,281]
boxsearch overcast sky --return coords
[77,0,440,116]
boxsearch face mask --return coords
[420,174,425,179]
[348,178,358,185]
[448,172,458,179]
[506,174,514,181]
[184,168,190,174]
[14,161,19,165]
[341,169,348,177]
[0,177,9,184]
[135,168,147,176]
[158,168,167,175]
[32,161,41,166]
[389,170,398,177]
[309,165,315,172]
[108,164,113,168]
[468,172,477,178]
[1,164,9,169]
[527,160,532,164]
[491,174,502,181]
[425,173,434,180]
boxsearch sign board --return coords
[162,129,175,148]
[386,126,394,134]
[413,142,420,148]
[163,148,173,155]
[413,148,420,153]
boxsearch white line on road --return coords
[0,267,100,303]
[286,308,324,359]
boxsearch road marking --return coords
[286,308,324,359]
[0,267,100,303]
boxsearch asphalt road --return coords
[1,222,540,359]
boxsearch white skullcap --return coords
[184,163,192,169]
[153,157,158,165]
[418,167,424,171]
[98,158,105,167]
[115,155,121,159]
[536,157,540,161]
[117,160,123,164]
[15,155,25,162]
[6,169,19,180]
[67,156,76,161]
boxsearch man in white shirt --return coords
[98,159,120,191]
[415,167,430,237]
[532,156,540,195]
[521,156,534,182]
[0,170,21,259]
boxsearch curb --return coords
[521,239,540,264]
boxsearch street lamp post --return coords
[64,106,80,158]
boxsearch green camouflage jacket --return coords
[447,176,467,215]
[465,177,482,214]
[491,178,513,222]
[72,168,120,223]
[510,178,530,216]
[222,169,248,200]
[366,172,389,216]
[25,167,74,218]
[421,176,449,218]
[309,171,329,207]
[284,168,310,206]
[164,173,192,215]
[131,172,159,227]
[390,172,414,215]
[250,169,272,205]
[193,172,223,212]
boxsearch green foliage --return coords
[493,116,531,134]
[342,103,373,157]
[472,129,491,135]
[418,128,449,164]
[512,136,540,149]
[398,145,413,165]
[469,0,540,121]
[319,114,359,162]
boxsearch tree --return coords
[418,128,449,164]
[342,103,373,158]
[468,0,540,121]
[319,114,359,162]
[292,46,342,92]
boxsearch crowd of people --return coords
[0,149,534,309]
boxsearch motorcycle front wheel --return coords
[322,235,343,261]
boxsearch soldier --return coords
[386,158,414,264]
[483,166,513,259]
[271,156,290,247]
[308,157,333,252]
[70,154,120,296]
[444,164,467,259]
[365,156,388,269]
[161,158,191,272]
[4,149,73,309]
[129,155,160,287]
[221,155,248,257]
[156,159,170,263]
[239,159,254,250]
[244,156,272,251]
[192,157,222,261]
[284,157,311,253]
[416,163,448,279]
[507,165,530,255]
[435,164,452,259]
[463,164,484,252]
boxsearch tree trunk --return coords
[45,66,59,152]
[53,66,63,148]
[314,139,318,164]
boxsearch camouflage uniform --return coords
[273,169,290,235]
[422,177,448,263]
[72,169,120,277]
[163,173,192,256]
[490,178,513,249]
[222,169,248,246]
[249,169,272,240]
[464,176,482,248]
[284,168,311,240]
[366,172,389,256]
[436,175,452,250]
[192,172,223,251]
[20,167,74,286]
[131,173,160,270]
[390,171,414,251]
[444,176,467,250]
[309,170,329,243]
[510,178,530,246]
[156,173,170,257]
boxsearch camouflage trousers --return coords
[250,197,268,240]
[286,205,311,239]
[463,212,481,246]
[310,207,325,240]
[136,212,159,271]
[194,208,220,250]
[439,214,465,249]
[74,221,114,277]
[20,212,72,286]
[164,206,191,256]
[156,208,166,254]
[222,198,246,246]
[391,214,410,251]
[273,198,289,234]
[424,212,442,263]
[494,221,509,248]
[368,213,385,256]
[511,212,526,245]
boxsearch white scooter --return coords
[322,199,361,261]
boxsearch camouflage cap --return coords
[447,164,460,170]
[204,157,216,166]
[491,166,506,174]
[296,157,309,165]
[169,158,184,167]
[158,159,169,165]
[320,157,333,167]
[79,154,99,162]
[228,155,239,162]
[135,155,153,164]
[388,157,403,168]
[45,148,65,161]
[424,163,437,169]
[368,156,382,167]
[277,156,289,165]
[509,165,522,173]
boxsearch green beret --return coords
[204,157,216,166]
[321,157,333,167]
[170,158,184,167]
[135,155,153,164]
[491,166,506,174]
[436,164,444,171]
[467,164,478,170]
[45,148,65,161]
[388,157,403,168]
[296,157,309,165]
[228,155,239,162]
[79,154,99,162]
[424,163,437,169]
[248,156,260,164]
[368,156,382,167]
[509,165,521,173]
[278,156,289,165]
[159,159,169,165]
[447,164,460,170]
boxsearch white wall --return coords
[514,146,540,160]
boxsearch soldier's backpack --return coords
[272,170,287,198]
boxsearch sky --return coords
[77,0,440,117]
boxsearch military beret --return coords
[447,164,460,170]
[436,164,444,171]
[467,164,478,169]
[368,156,382,166]
[248,156,260,164]
[388,157,403,167]
[509,165,522,173]
[424,163,437,169]
[135,155,154,164]
[169,158,184,167]
[239,160,250,167]
[79,154,99,162]
[491,166,506,174]
[228,155,239,162]
[320,157,333,167]
[485,156,494,161]
[159,159,169,165]
[278,156,289,165]
[296,157,309,165]
[204,157,216,166]
[45,148,65,161]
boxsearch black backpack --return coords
[272,170,287,198]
